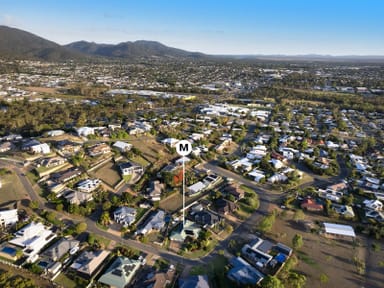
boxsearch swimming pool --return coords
[1,246,17,257]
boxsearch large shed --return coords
[323,222,356,240]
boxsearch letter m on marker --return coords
[179,143,189,152]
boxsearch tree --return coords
[286,272,307,288]
[99,211,111,226]
[45,211,56,223]
[320,273,329,284]
[56,203,64,212]
[292,234,304,250]
[293,209,305,223]
[75,222,87,234]
[261,275,284,288]
[258,214,276,233]
[29,200,39,210]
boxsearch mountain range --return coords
[0,25,383,62]
[0,25,205,61]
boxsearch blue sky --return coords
[1,0,383,55]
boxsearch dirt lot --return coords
[160,192,183,212]
[128,135,177,168]
[267,210,384,288]
[0,171,29,203]
[92,161,122,187]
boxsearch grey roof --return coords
[179,275,210,288]
[42,238,80,261]
[98,256,141,288]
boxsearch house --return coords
[114,206,137,227]
[0,209,18,227]
[268,173,288,184]
[143,266,176,288]
[241,244,273,269]
[147,180,164,202]
[63,190,93,205]
[76,127,95,137]
[193,210,220,228]
[170,220,201,242]
[187,181,206,196]
[53,167,82,183]
[179,275,210,288]
[40,156,66,168]
[270,158,284,170]
[0,141,14,152]
[119,162,144,176]
[76,178,101,193]
[215,199,237,214]
[363,199,383,211]
[332,204,355,218]
[30,143,50,154]
[248,169,266,183]
[175,156,191,166]
[300,198,324,212]
[323,222,356,240]
[56,140,81,156]
[98,256,141,288]
[9,222,56,260]
[161,138,179,148]
[71,250,110,278]
[137,210,166,235]
[112,141,132,152]
[42,238,80,262]
[223,184,245,201]
[228,257,264,286]
[87,143,111,157]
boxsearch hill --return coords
[64,40,205,59]
[0,25,85,61]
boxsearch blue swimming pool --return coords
[1,246,17,257]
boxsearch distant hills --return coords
[0,25,383,62]
[0,25,205,61]
[65,40,205,59]
[0,26,85,61]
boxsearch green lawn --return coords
[130,155,150,167]
[54,273,77,288]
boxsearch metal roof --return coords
[324,222,356,237]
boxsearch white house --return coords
[187,181,206,196]
[0,209,18,227]
[248,169,266,183]
[363,199,383,211]
[119,162,144,176]
[30,143,50,154]
[77,127,95,137]
[9,222,56,260]
[114,207,137,227]
[76,178,101,193]
[268,173,288,184]
[161,138,179,148]
[113,141,133,152]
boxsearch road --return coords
[0,154,348,268]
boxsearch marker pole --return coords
[175,140,192,229]
[182,157,185,228]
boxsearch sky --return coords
[0,0,383,55]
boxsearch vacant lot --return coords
[92,161,122,187]
[266,210,383,288]
[128,135,176,168]
[0,171,29,203]
[160,192,182,212]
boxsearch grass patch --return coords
[297,250,318,266]
[130,155,150,167]
[0,172,29,202]
[93,234,111,248]
[184,239,218,259]
[54,273,77,288]
[240,185,257,195]
[96,222,109,231]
